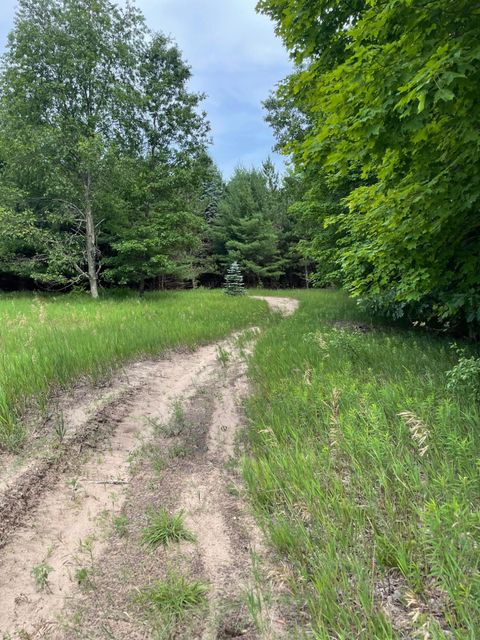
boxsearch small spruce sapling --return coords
[224,262,246,296]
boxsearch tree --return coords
[0,0,147,297]
[101,34,210,292]
[103,156,209,292]
[212,167,285,285]
[258,0,480,330]
[0,1,211,297]
[223,262,245,296]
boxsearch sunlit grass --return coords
[0,289,267,450]
[244,289,480,639]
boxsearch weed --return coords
[112,513,129,538]
[171,401,186,431]
[129,443,166,476]
[216,346,231,367]
[168,443,189,459]
[0,290,269,450]
[213,596,252,639]
[245,589,264,633]
[145,416,162,432]
[226,481,240,497]
[138,571,208,635]
[66,476,81,499]
[398,411,429,457]
[78,534,95,566]
[151,454,166,475]
[244,289,480,638]
[446,344,480,397]
[31,561,53,591]
[150,401,188,438]
[54,411,67,444]
[140,508,194,549]
[224,456,238,472]
[74,566,94,590]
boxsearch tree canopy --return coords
[258,0,480,331]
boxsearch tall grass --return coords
[244,290,480,639]
[0,289,267,450]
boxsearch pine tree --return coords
[223,262,245,296]
[212,167,285,286]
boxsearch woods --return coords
[258,0,480,333]
[0,0,306,296]
[2,0,477,335]
[0,0,210,295]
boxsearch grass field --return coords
[1,287,478,638]
[244,290,480,639]
[0,289,268,450]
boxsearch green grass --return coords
[138,571,208,638]
[243,289,480,639]
[31,561,53,591]
[0,289,267,450]
[140,508,194,549]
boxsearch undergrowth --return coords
[244,289,480,639]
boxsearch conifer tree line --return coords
[0,0,307,296]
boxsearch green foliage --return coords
[74,566,94,590]
[0,0,148,295]
[258,0,480,330]
[103,158,208,291]
[212,165,287,285]
[0,0,209,295]
[446,345,480,398]
[31,561,53,592]
[244,289,480,638]
[138,571,208,636]
[112,514,129,538]
[223,262,246,296]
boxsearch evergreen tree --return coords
[212,166,285,285]
[223,262,245,296]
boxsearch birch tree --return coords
[0,0,145,297]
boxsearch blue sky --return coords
[0,0,291,178]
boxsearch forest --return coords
[0,0,307,296]
[0,1,479,639]
[1,0,477,335]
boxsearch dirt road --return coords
[0,296,298,639]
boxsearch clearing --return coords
[0,295,297,639]
[1,290,478,640]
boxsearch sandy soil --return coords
[251,296,298,316]
[0,297,297,639]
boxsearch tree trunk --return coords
[139,277,145,297]
[304,263,309,289]
[84,173,99,299]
